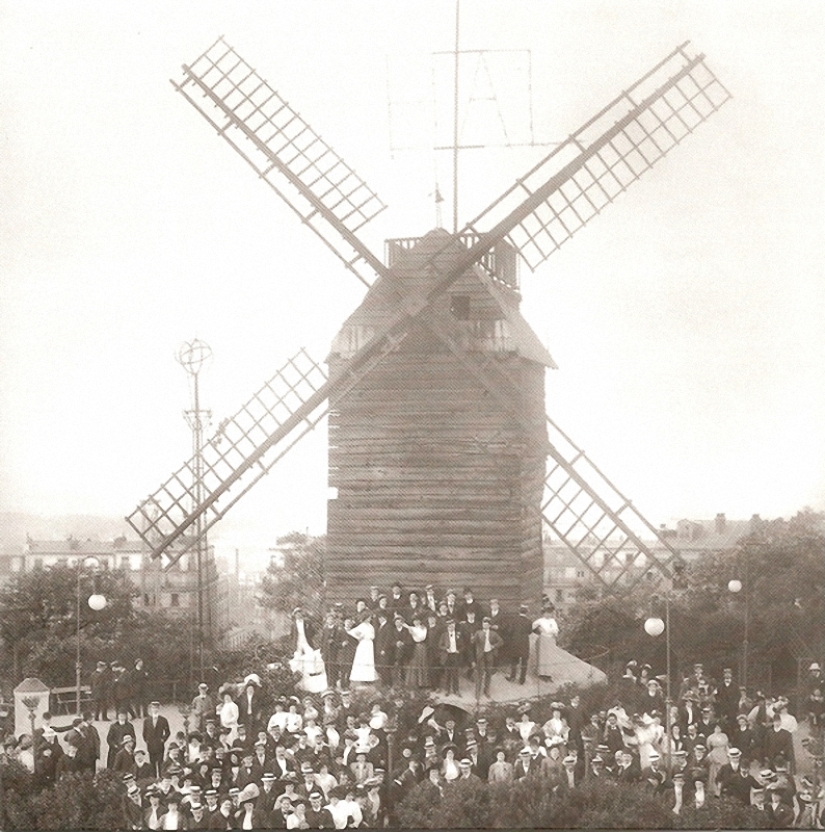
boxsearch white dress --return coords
[291,618,328,693]
[532,616,560,677]
[347,621,377,683]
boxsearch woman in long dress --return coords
[347,612,377,685]
[706,722,729,796]
[401,616,429,689]
[532,606,560,679]
[290,608,328,694]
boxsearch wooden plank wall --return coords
[326,349,546,610]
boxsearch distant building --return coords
[213,550,287,648]
[0,536,217,626]
[543,513,757,613]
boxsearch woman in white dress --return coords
[218,690,239,742]
[532,605,560,679]
[290,609,328,694]
[346,611,377,685]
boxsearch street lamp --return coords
[728,572,749,688]
[76,556,107,715]
[645,593,672,770]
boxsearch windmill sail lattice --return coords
[126,350,328,559]
[539,416,677,590]
[172,36,388,287]
[460,43,730,271]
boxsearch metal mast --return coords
[177,339,213,680]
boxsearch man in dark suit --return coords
[90,660,112,721]
[391,615,413,688]
[678,693,700,733]
[438,619,463,695]
[718,747,760,804]
[237,680,264,735]
[472,617,504,699]
[507,604,532,684]
[112,662,135,719]
[513,747,540,780]
[319,611,342,689]
[715,667,739,729]
[487,598,507,669]
[373,610,394,687]
[143,700,171,777]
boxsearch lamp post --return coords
[728,567,749,688]
[76,556,107,715]
[385,712,398,826]
[645,591,672,770]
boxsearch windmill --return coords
[127,36,730,608]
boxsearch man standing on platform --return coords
[143,700,171,777]
[508,604,532,685]
[438,618,463,695]
[472,617,503,699]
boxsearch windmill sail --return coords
[126,349,328,562]
[172,36,388,287]
[452,43,731,272]
[539,415,678,590]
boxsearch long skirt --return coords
[405,641,428,688]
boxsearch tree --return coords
[0,564,136,685]
[258,531,325,619]
[562,510,825,691]
[0,563,200,695]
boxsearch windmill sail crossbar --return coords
[126,349,328,557]
[539,415,677,591]
[173,36,388,286]
[461,46,731,271]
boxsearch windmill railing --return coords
[385,234,519,290]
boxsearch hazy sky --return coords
[1,1,823,560]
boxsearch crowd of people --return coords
[1,583,824,829]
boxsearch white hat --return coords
[810,662,821,671]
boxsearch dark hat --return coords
[482,616,492,624]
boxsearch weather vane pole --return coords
[452,0,460,232]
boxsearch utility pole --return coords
[177,339,213,681]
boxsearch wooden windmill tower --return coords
[127,36,730,607]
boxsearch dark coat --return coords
[509,614,532,659]
[106,720,136,767]
[471,628,504,661]
[142,714,171,753]
[374,620,394,670]
[392,626,413,666]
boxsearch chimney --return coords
[715,513,726,534]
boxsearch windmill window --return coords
[450,295,471,320]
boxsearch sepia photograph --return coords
[1,1,823,827]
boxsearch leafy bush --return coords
[1,767,125,830]
[675,795,772,830]
[397,780,442,828]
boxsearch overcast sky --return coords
[1,1,823,560]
